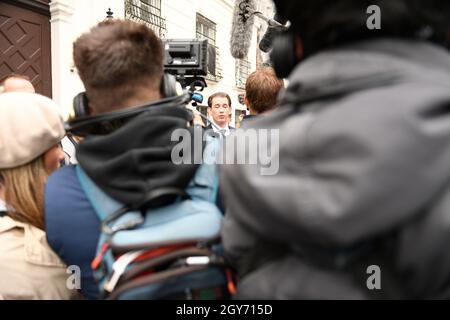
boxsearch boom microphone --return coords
[230,0,256,59]
[259,13,289,53]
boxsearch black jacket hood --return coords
[77,105,199,207]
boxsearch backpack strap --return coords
[75,138,223,298]
[76,166,146,235]
[75,165,128,292]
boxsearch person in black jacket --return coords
[45,19,201,299]
[220,0,450,299]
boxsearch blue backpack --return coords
[76,140,235,300]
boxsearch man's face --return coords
[4,77,35,93]
[209,97,230,128]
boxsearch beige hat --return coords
[0,92,65,169]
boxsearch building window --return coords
[196,13,216,44]
[196,13,222,82]
[125,0,166,38]
[235,57,251,89]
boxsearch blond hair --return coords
[0,156,48,230]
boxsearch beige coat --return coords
[0,216,81,300]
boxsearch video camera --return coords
[162,38,212,109]
[163,39,209,91]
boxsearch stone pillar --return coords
[50,0,76,119]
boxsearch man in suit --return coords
[206,92,235,138]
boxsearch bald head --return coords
[2,76,35,93]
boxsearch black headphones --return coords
[160,72,178,99]
[72,73,178,119]
[67,73,192,137]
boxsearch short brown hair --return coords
[208,92,232,108]
[73,19,164,113]
[245,67,284,114]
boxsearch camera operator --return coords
[44,20,209,299]
[220,0,450,299]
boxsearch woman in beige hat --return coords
[0,92,80,300]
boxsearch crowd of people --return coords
[1,0,450,300]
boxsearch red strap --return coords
[91,243,109,270]
[134,243,194,262]
[226,269,237,295]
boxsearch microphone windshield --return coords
[230,0,256,59]
[259,13,289,53]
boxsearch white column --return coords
[50,0,76,120]
[50,0,126,119]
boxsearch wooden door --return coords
[0,0,52,97]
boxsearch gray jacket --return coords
[220,38,450,299]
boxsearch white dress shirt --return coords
[210,121,232,137]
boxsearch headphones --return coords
[160,73,178,99]
[72,73,178,119]
[67,73,192,136]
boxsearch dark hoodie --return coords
[76,105,199,207]
[221,38,450,299]
[46,105,205,299]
